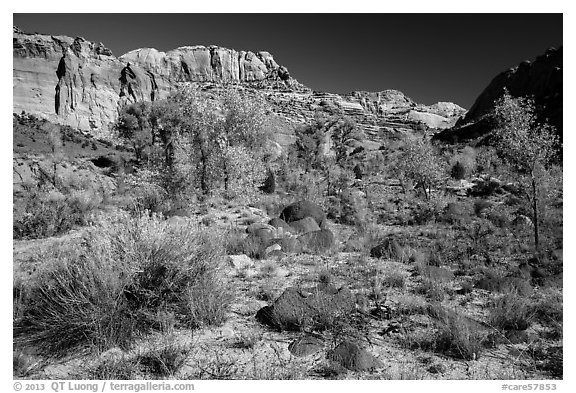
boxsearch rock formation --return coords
[13,27,295,134]
[14,26,466,141]
[435,46,562,143]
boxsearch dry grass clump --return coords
[408,303,487,361]
[488,289,534,331]
[14,211,231,357]
[529,287,563,339]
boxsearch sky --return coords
[13,13,563,110]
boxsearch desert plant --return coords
[137,340,191,377]
[14,212,231,357]
[451,161,466,180]
[492,91,561,252]
[395,137,446,201]
[488,289,534,331]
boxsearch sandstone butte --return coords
[13,26,467,137]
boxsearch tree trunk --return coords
[531,176,540,253]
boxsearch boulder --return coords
[264,243,281,256]
[268,237,302,254]
[255,285,354,331]
[298,229,335,254]
[268,217,295,233]
[280,200,327,228]
[228,254,254,270]
[288,335,324,357]
[288,217,321,235]
[326,341,383,372]
[246,222,275,235]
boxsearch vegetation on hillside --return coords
[12,86,562,379]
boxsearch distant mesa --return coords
[434,46,562,143]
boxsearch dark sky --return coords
[13,13,563,108]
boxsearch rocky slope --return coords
[435,46,562,143]
[13,26,465,139]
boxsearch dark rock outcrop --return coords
[435,46,562,143]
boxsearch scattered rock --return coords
[288,335,324,357]
[269,237,302,254]
[228,254,254,270]
[265,243,281,256]
[268,217,294,233]
[280,200,327,228]
[326,341,383,372]
[289,216,321,235]
[255,285,355,331]
[246,222,275,235]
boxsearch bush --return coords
[451,161,466,180]
[13,212,231,357]
[13,189,98,240]
[488,289,534,331]
[431,309,486,360]
[414,279,445,302]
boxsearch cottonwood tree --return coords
[395,137,445,201]
[492,91,561,253]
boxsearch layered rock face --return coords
[13,27,293,133]
[436,46,562,142]
[14,26,465,140]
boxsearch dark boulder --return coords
[255,285,354,331]
[326,341,383,372]
[289,217,321,235]
[268,217,293,232]
[280,200,326,228]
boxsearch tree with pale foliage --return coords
[396,137,445,201]
[492,91,560,253]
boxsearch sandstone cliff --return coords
[14,26,465,139]
[13,27,294,134]
[435,46,562,143]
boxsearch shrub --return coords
[13,188,98,240]
[530,287,563,327]
[451,161,466,180]
[431,309,487,360]
[382,272,405,289]
[474,199,493,216]
[13,212,231,357]
[488,289,534,331]
[137,340,191,377]
[414,279,445,302]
